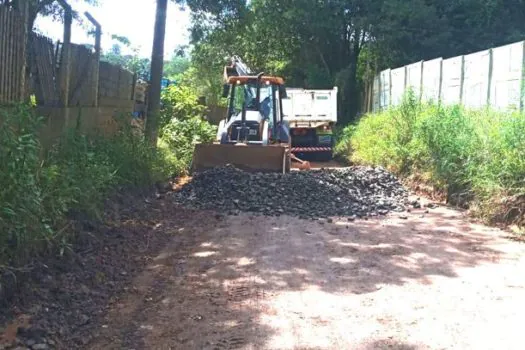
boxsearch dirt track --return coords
[88,197,525,350]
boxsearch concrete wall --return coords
[98,62,135,105]
[371,39,525,112]
[37,102,133,146]
[421,58,442,103]
[490,41,524,111]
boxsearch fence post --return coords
[521,41,525,111]
[419,60,424,102]
[486,48,494,107]
[377,72,382,111]
[437,58,443,105]
[368,76,373,112]
[403,65,408,93]
[387,68,392,108]
[85,11,101,107]
[459,55,465,105]
[57,0,72,107]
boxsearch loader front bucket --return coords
[192,143,291,174]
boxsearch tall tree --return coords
[184,0,525,122]
[145,0,168,146]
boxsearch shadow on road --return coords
[88,201,512,349]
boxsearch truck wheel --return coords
[316,150,333,162]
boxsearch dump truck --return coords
[282,87,338,161]
[191,56,310,174]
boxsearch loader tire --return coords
[216,119,226,142]
[220,131,229,144]
[262,120,269,145]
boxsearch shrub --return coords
[0,105,179,266]
[418,106,479,198]
[0,105,48,264]
[160,85,207,133]
[345,110,400,170]
[161,116,217,172]
[158,83,217,173]
[343,92,525,224]
[333,124,356,162]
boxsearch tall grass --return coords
[337,90,525,224]
[0,106,178,266]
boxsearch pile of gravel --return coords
[172,165,409,219]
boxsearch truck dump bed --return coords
[281,87,338,125]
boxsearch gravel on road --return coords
[172,165,409,219]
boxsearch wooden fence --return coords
[30,33,60,106]
[68,43,97,106]
[1,3,135,108]
[98,61,135,107]
[0,5,26,104]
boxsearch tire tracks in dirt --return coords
[87,198,525,350]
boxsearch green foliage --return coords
[164,56,191,80]
[339,110,401,170]
[418,106,478,195]
[333,124,357,160]
[338,92,525,223]
[3,0,100,29]
[161,116,217,171]
[0,106,178,266]
[0,105,48,264]
[160,85,208,132]
[43,131,117,220]
[185,0,525,122]
[102,36,151,80]
[159,84,217,171]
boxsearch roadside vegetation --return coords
[3,0,525,290]
[336,91,525,226]
[0,85,215,269]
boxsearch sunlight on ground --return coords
[330,257,356,264]
[201,242,222,249]
[193,251,218,258]
[237,257,256,266]
[259,288,370,349]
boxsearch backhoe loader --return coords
[192,56,309,173]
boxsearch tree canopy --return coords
[181,0,525,122]
[1,0,100,29]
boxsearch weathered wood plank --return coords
[0,5,26,104]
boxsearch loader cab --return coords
[222,76,287,135]
[224,77,285,115]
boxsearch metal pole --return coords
[85,11,101,107]
[57,0,72,107]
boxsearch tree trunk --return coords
[343,31,362,124]
[145,0,168,147]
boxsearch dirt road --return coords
[88,198,525,350]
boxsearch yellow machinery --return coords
[191,56,309,173]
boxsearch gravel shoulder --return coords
[87,197,525,350]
